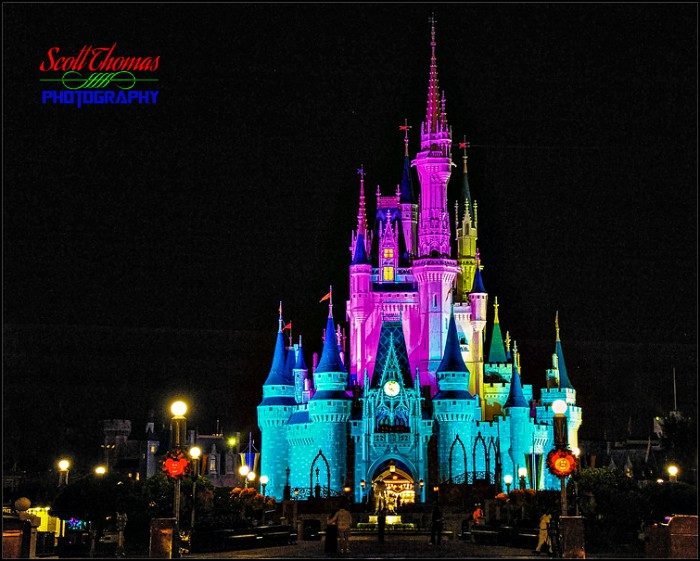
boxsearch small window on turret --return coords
[383,267,394,281]
[383,248,394,259]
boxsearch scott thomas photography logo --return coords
[39,43,159,108]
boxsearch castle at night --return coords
[258,22,581,503]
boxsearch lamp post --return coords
[360,479,366,506]
[247,470,256,488]
[667,465,679,483]
[503,474,513,494]
[552,399,569,515]
[189,446,201,530]
[518,467,527,490]
[293,488,299,501]
[419,479,424,503]
[170,399,188,527]
[260,475,269,497]
[57,459,70,486]
[572,447,581,516]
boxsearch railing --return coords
[291,486,348,500]
[443,471,492,485]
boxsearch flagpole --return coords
[672,367,677,412]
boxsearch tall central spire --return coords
[425,14,440,134]
[356,165,367,234]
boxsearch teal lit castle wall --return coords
[257,21,582,501]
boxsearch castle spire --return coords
[264,304,292,386]
[356,165,367,234]
[554,312,574,389]
[471,248,486,293]
[458,136,472,219]
[488,296,507,363]
[436,308,470,374]
[352,167,371,264]
[398,120,414,204]
[425,14,440,134]
[505,340,528,408]
[316,304,346,374]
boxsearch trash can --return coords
[35,531,55,556]
[149,518,178,558]
[302,519,321,541]
[324,523,338,554]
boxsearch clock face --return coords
[383,380,400,397]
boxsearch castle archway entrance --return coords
[371,459,415,511]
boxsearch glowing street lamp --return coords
[247,471,256,486]
[189,446,202,529]
[503,474,513,494]
[57,459,71,486]
[169,399,188,527]
[239,464,250,487]
[94,465,107,476]
[667,465,679,483]
[260,475,269,496]
[518,467,528,490]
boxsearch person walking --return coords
[377,507,387,543]
[534,511,553,555]
[329,502,353,554]
[429,503,443,545]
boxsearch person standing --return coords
[535,511,553,555]
[429,503,443,545]
[329,503,353,554]
[377,507,386,543]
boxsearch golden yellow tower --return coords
[455,137,478,302]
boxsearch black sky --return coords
[3,4,697,471]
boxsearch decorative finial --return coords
[555,310,560,341]
[494,296,500,324]
[459,136,469,174]
[454,200,459,234]
[425,13,440,132]
[278,301,283,332]
[299,334,303,347]
[505,330,511,352]
[376,184,381,198]
[328,285,333,318]
[475,248,482,270]
[399,119,411,157]
[356,164,367,233]
[513,340,519,368]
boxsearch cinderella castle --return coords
[258,21,582,503]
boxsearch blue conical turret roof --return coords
[351,232,370,265]
[555,340,573,389]
[504,358,528,408]
[436,311,469,373]
[294,342,307,370]
[315,315,346,373]
[285,343,296,378]
[263,330,292,386]
[471,266,486,293]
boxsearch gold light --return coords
[170,400,188,417]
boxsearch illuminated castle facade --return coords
[258,22,582,502]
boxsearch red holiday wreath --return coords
[546,449,577,477]
[162,449,190,478]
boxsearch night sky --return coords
[3,4,696,472]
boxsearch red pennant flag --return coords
[319,291,332,303]
[283,322,292,331]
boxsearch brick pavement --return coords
[187,534,541,558]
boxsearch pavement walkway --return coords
[187,535,549,559]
